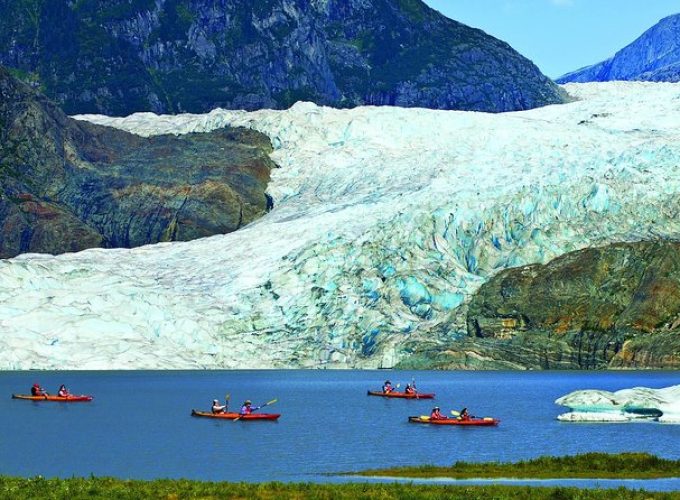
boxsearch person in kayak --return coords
[212,399,228,414]
[459,408,470,420]
[404,383,416,395]
[31,383,47,396]
[382,380,393,393]
[430,406,445,420]
[57,384,70,397]
[240,400,262,415]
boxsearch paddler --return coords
[211,399,227,414]
[31,383,47,396]
[239,400,260,415]
[404,383,416,395]
[57,384,70,397]
[430,406,445,420]
[382,380,393,394]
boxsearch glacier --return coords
[1,82,680,369]
[555,385,680,423]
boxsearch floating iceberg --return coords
[556,385,680,423]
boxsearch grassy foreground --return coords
[354,453,680,480]
[0,477,679,500]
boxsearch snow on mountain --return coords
[556,385,680,423]
[1,82,680,370]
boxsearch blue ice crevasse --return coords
[398,277,431,307]
[379,263,396,278]
[583,183,611,213]
[361,328,381,355]
[432,292,464,311]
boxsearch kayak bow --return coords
[12,394,93,402]
[191,410,280,420]
[367,390,434,399]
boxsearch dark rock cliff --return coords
[558,14,680,83]
[400,242,680,370]
[0,66,276,258]
[0,0,565,115]
[463,241,680,369]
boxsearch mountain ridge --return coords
[0,0,565,115]
[557,13,680,83]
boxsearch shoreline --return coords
[349,453,680,480]
[1,477,678,499]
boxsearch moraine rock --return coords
[0,66,276,258]
[461,241,680,369]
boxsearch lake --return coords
[1,370,679,485]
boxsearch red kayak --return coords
[191,410,280,420]
[12,394,93,402]
[408,416,499,426]
[367,390,434,399]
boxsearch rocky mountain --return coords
[0,81,678,370]
[462,241,680,369]
[558,14,680,83]
[0,0,565,115]
[0,66,275,258]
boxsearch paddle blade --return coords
[451,410,460,416]
[263,398,278,407]
[419,415,430,420]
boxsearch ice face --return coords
[1,82,680,369]
[555,385,680,423]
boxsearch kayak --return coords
[12,394,93,402]
[191,410,280,420]
[367,390,434,399]
[408,416,499,426]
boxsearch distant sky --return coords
[423,1,680,78]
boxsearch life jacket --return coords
[240,405,251,414]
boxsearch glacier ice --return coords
[555,385,680,423]
[1,82,680,369]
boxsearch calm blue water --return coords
[1,370,679,487]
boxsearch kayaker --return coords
[211,399,227,414]
[31,383,47,396]
[430,406,445,420]
[404,383,415,395]
[382,380,393,394]
[459,408,470,421]
[240,400,261,415]
[57,384,70,397]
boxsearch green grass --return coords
[352,453,680,480]
[0,477,677,500]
